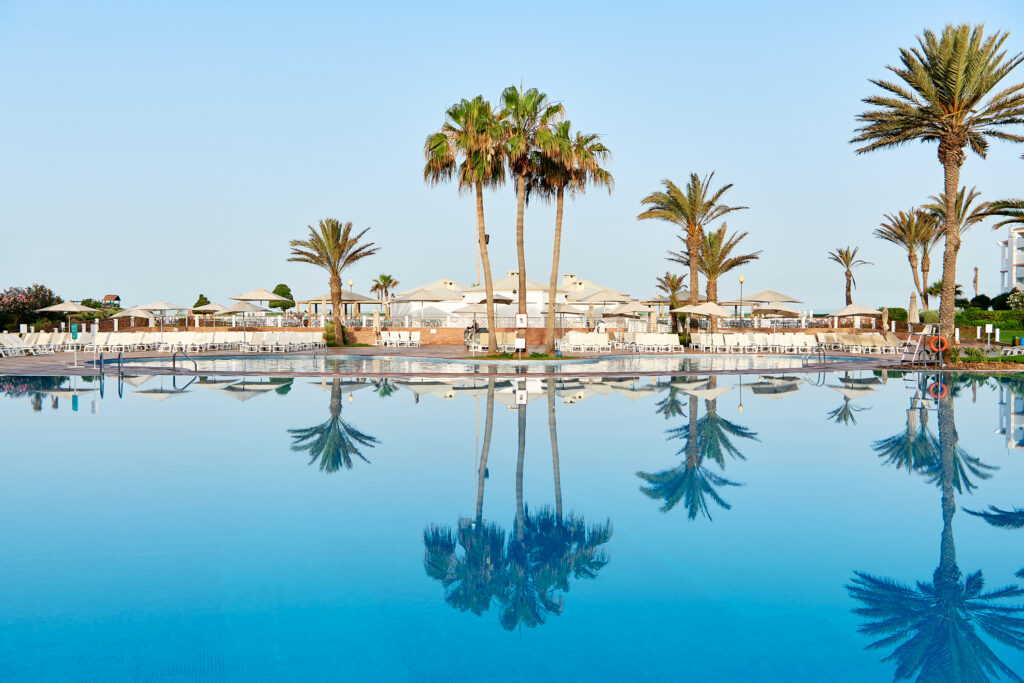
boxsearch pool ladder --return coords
[801,345,827,368]
[172,350,198,373]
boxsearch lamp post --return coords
[347,278,354,318]
[738,275,745,322]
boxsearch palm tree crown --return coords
[638,173,747,305]
[828,246,872,305]
[874,208,939,308]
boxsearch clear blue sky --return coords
[2,0,1022,311]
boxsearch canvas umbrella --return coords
[36,301,98,367]
[137,301,189,344]
[832,303,882,317]
[751,302,800,318]
[192,302,226,328]
[391,288,461,321]
[217,301,271,344]
[745,290,803,303]
[672,302,733,316]
[605,302,653,317]
[233,288,290,305]
[112,306,156,330]
[540,303,586,341]
[908,292,920,325]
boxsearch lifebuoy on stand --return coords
[928,335,948,354]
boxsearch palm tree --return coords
[423,521,507,616]
[534,121,613,354]
[828,246,871,305]
[288,378,379,473]
[288,219,378,345]
[654,384,687,420]
[424,95,505,355]
[852,24,1024,340]
[874,209,938,309]
[675,224,760,332]
[848,393,1024,681]
[638,173,747,306]
[499,85,563,340]
[655,272,687,332]
[369,274,399,317]
[926,280,964,300]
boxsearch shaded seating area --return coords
[2,331,325,356]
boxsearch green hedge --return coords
[884,307,908,321]
[955,309,1024,327]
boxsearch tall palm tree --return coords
[874,209,938,309]
[534,121,613,354]
[288,378,379,473]
[475,380,495,523]
[638,173,747,306]
[923,188,993,298]
[369,274,399,317]
[852,24,1024,340]
[675,224,760,332]
[424,95,505,355]
[828,246,871,305]
[655,272,687,332]
[848,392,1024,681]
[288,219,378,345]
[499,85,563,340]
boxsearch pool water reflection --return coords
[1,371,1023,681]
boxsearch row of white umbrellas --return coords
[36,288,290,320]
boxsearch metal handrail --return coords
[172,350,198,373]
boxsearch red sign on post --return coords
[515,313,528,329]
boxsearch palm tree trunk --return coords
[908,252,925,310]
[845,271,853,305]
[476,181,498,355]
[669,294,680,333]
[515,173,528,344]
[687,393,699,468]
[475,379,495,525]
[515,403,526,540]
[706,277,718,333]
[547,379,562,519]
[921,251,931,309]
[329,378,341,419]
[544,187,565,355]
[687,228,700,306]
[938,156,962,341]
[329,274,343,344]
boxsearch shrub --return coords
[0,284,62,329]
[322,324,347,346]
[955,297,971,308]
[1009,291,1024,311]
[193,293,211,308]
[970,294,992,310]
[921,310,939,323]
[885,307,908,321]
[963,347,987,363]
[80,298,103,309]
[992,291,1013,310]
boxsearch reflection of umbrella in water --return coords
[133,388,190,401]
[121,375,154,388]
[750,381,801,399]
[682,385,732,401]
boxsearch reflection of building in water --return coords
[997,383,1024,450]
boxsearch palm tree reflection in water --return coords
[638,378,758,520]
[851,383,1024,682]
[288,378,379,473]
[424,379,612,631]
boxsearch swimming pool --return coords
[1,370,1022,681]
[106,352,861,376]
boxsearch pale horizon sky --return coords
[2,1,1023,312]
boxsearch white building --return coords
[998,224,1024,292]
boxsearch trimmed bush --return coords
[885,307,908,322]
[921,310,939,323]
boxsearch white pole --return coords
[996,328,1001,343]
[955,328,960,344]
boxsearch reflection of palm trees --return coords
[371,378,398,398]
[850,390,1024,681]
[966,507,1024,579]
[828,395,869,425]
[655,385,686,420]
[638,379,757,520]
[873,398,938,474]
[288,378,378,472]
[424,381,612,631]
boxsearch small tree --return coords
[1009,291,1024,311]
[270,283,294,311]
[80,298,102,310]
[0,284,62,328]
[193,293,211,308]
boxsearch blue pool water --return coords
[1,370,1023,681]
